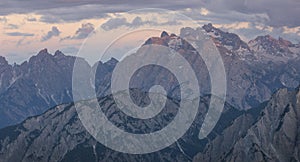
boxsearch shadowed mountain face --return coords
[0,89,245,162]
[0,87,298,161]
[0,50,117,128]
[0,50,75,128]
[194,87,300,162]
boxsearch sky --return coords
[0,0,300,64]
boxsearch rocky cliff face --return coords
[142,25,300,109]
[194,87,300,162]
[248,35,297,58]
[203,23,251,52]
[0,49,76,128]
[0,90,235,162]
[0,86,298,162]
[0,56,14,95]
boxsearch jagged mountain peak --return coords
[250,34,277,45]
[202,23,219,34]
[143,31,185,52]
[28,49,73,66]
[29,48,53,63]
[107,57,118,63]
[202,23,251,54]
[104,57,118,68]
[0,56,8,66]
[0,49,78,128]
[37,48,49,55]
[248,34,297,57]
[160,31,169,38]
[201,24,300,61]
[54,50,65,57]
[142,24,299,62]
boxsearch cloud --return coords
[26,17,37,22]
[38,5,109,23]
[131,17,143,26]
[5,32,34,37]
[39,15,61,23]
[62,23,95,40]
[181,8,269,25]
[202,0,300,28]
[0,1,298,27]
[6,24,19,29]
[218,22,250,30]
[0,1,202,16]
[73,23,95,39]
[101,16,182,31]
[17,37,32,46]
[159,20,182,26]
[0,16,7,23]
[41,26,61,42]
[216,22,300,43]
[200,8,210,16]
[101,17,128,31]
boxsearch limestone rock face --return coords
[0,92,225,162]
[0,49,76,128]
[194,88,300,162]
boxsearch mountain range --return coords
[0,85,299,161]
[0,23,299,161]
